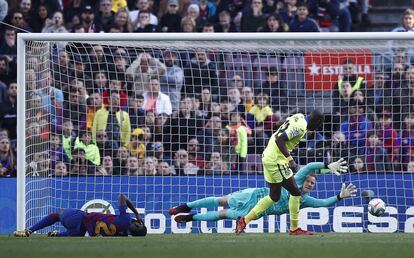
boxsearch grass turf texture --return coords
[1,233,413,258]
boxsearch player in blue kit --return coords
[170,159,357,224]
[13,194,146,237]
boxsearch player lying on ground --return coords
[14,194,147,237]
[170,159,356,225]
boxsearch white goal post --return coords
[17,33,414,233]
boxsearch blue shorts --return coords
[60,209,86,236]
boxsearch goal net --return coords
[17,33,414,234]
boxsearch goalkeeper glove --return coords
[327,158,348,176]
[339,183,357,199]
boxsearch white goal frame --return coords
[16,32,414,231]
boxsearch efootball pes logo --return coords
[80,199,115,214]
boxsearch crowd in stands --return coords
[1,0,414,177]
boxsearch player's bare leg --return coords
[283,177,314,235]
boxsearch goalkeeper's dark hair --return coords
[306,173,317,180]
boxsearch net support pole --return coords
[16,34,27,231]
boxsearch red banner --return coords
[304,49,373,91]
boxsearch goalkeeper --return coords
[13,194,147,237]
[170,159,356,224]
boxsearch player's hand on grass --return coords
[328,158,348,176]
[47,231,58,237]
[288,159,298,173]
[339,183,357,199]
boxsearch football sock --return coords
[193,211,220,221]
[289,195,301,230]
[245,195,275,224]
[29,213,60,232]
[187,197,220,209]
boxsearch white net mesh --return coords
[22,37,414,233]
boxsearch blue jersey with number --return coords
[82,205,131,236]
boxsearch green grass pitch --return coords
[1,233,414,258]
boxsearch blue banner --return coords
[1,173,414,234]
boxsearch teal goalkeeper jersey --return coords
[261,162,338,216]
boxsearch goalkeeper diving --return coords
[169,159,357,223]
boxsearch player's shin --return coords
[29,213,60,232]
[245,196,275,224]
[193,211,220,221]
[289,195,300,230]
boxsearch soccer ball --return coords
[368,198,386,217]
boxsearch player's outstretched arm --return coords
[118,194,143,222]
[302,182,357,208]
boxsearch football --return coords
[368,198,386,217]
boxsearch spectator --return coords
[350,156,366,173]
[289,3,320,32]
[41,11,69,33]
[248,93,273,127]
[259,13,288,32]
[129,0,159,28]
[148,141,168,162]
[102,79,128,109]
[365,72,392,115]
[53,50,73,97]
[377,113,401,165]
[340,99,373,155]
[392,9,414,32]
[126,156,141,175]
[126,53,166,95]
[279,0,297,24]
[205,151,228,174]
[63,80,87,132]
[0,81,17,141]
[80,5,95,32]
[180,16,197,32]
[139,157,157,175]
[394,67,414,128]
[127,128,146,160]
[128,94,145,127]
[308,0,340,32]
[402,114,414,169]
[64,0,83,30]
[71,56,93,91]
[241,86,254,113]
[187,137,205,170]
[54,161,68,177]
[0,136,16,177]
[28,151,51,177]
[95,130,119,158]
[135,10,160,32]
[199,88,213,118]
[9,10,33,32]
[163,97,204,156]
[161,50,184,112]
[338,0,352,32]
[159,0,182,32]
[187,4,203,29]
[201,22,215,32]
[214,10,237,32]
[157,161,174,175]
[86,93,103,131]
[198,0,217,26]
[173,149,199,175]
[407,161,414,172]
[143,77,173,116]
[184,49,219,96]
[74,130,101,166]
[62,119,76,162]
[364,131,391,173]
[92,92,131,147]
[50,133,67,170]
[87,45,112,80]
[327,131,349,163]
[94,0,116,32]
[241,0,266,32]
[336,59,367,93]
[99,155,114,175]
[113,146,129,175]
[226,111,250,172]
[69,148,96,175]
[113,7,134,32]
[228,87,245,114]
[0,29,17,56]
[258,67,288,114]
